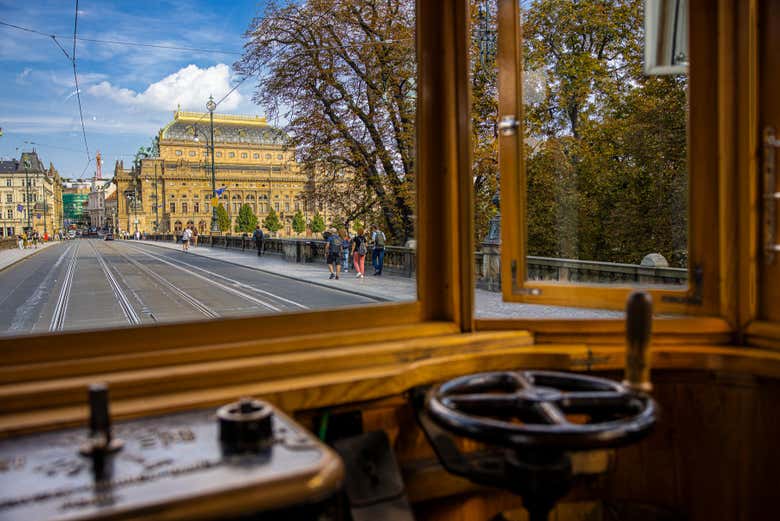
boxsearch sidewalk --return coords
[138,240,623,319]
[0,240,59,271]
[138,240,416,302]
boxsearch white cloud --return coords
[87,63,244,112]
[16,68,32,84]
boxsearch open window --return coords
[494,0,721,316]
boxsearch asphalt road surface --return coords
[0,239,378,336]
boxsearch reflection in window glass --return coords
[473,0,687,319]
[0,0,417,337]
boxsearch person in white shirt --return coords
[182,226,192,252]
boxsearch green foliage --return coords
[521,0,688,267]
[236,204,258,234]
[291,211,306,235]
[263,207,283,234]
[216,204,231,232]
[309,212,325,234]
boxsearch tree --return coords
[291,211,306,235]
[216,203,231,232]
[309,212,326,235]
[237,0,416,244]
[236,204,258,233]
[469,0,500,244]
[263,207,283,235]
[521,0,688,266]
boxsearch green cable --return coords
[318,411,330,441]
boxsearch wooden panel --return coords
[416,0,471,327]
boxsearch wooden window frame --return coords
[5,0,776,436]
[490,0,737,324]
[0,0,476,434]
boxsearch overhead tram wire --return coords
[72,0,91,168]
[0,20,242,56]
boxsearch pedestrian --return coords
[191,226,198,248]
[17,234,23,250]
[371,225,386,275]
[326,227,342,280]
[341,229,351,273]
[22,232,28,249]
[351,228,367,278]
[252,225,264,257]
[182,226,192,252]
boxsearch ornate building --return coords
[0,151,63,238]
[115,109,311,236]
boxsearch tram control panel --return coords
[0,385,344,521]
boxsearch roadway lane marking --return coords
[6,243,74,333]
[122,243,286,312]
[125,243,310,310]
[89,240,141,326]
[49,241,80,332]
[102,241,219,319]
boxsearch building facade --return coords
[115,110,312,236]
[0,151,63,238]
[86,179,115,230]
[61,179,91,229]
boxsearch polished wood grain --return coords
[0,322,459,384]
[416,0,472,329]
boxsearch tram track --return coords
[49,241,80,332]
[102,241,220,319]
[123,243,309,311]
[89,240,141,326]
[122,243,292,312]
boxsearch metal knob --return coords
[80,384,123,479]
[498,115,520,136]
[217,398,274,452]
[80,384,123,455]
[623,292,653,393]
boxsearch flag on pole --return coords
[214,186,226,197]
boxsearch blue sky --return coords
[0,0,269,177]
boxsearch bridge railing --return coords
[142,234,686,289]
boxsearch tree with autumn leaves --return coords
[522,0,688,266]
[238,0,415,244]
[238,0,687,265]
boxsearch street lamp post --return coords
[132,177,139,234]
[42,187,47,239]
[207,95,219,233]
[22,160,32,234]
[153,163,159,233]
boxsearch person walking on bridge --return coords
[181,226,192,252]
[253,225,264,257]
[371,225,386,276]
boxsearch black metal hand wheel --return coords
[414,370,658,521]
[426,370,656,451]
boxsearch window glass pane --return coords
[473,0,687,319]
[522,0,688,287]
[0,0,417,337]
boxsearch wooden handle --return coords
[623,292,653,392]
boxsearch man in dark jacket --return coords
[252,225,264,256]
